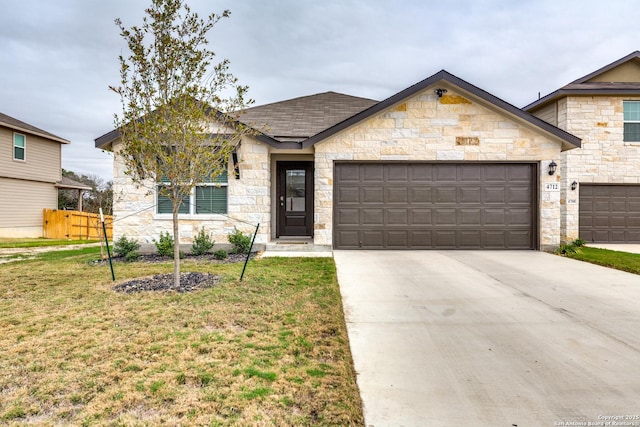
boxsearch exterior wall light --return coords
[548,160,557,175]
[434,88,448,98]
[571,180,578,191]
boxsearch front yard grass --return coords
[565,246,640,275]
[0,238,99,248]
[0,248,364,426]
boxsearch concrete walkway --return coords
[334,250,640,426]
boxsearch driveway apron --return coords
[334,250,640,426]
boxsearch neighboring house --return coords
[0,112,71,237]
[525,51,640,244]
[96,73,581,251]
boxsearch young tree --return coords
[110,0,252,286]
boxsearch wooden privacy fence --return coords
[43,209,113,240]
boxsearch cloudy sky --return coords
[1,0,638,181]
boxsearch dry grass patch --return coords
[0,248,364,426]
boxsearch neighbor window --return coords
[13,133,25,160]
[156,170,228,215]
[624,101,640,142]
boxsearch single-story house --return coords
[96,68,585,251]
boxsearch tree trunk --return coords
[172,204,181,287]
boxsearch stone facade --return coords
[111,136,271,247]
[535,96,640,241]
[111,86,572,252]
[314,87,566,250]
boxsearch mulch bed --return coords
[103,252,256,293]
[113,272,220,293]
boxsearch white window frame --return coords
[13,132,26,161]
[623,100,640,143]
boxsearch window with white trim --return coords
[13,133,25,161]
[624,101,640,142]
[157,170,228,215]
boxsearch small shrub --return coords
[573,238,586,247]
[228,227,252,254]
[556,243,578,255]
[154,231,174,257]
[192,227,215,256]
[213,249,228,260]
[113,236,140,260]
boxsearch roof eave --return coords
[0,120,70,144]
[524,88,640,112]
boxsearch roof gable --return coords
[524,51,640,111]
[0,112,69,144]
[571,51,640,84]
[302,70,581,150]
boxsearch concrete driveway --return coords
[334,250,640,426]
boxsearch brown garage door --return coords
[579,184,640,243]
[333,163,536,250]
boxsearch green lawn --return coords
[0,248,364,426]
[566,246,640,275]
[0,238,99,248]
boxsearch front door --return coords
[276,161,314,237]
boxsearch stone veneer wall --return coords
[314,87,565,250]
[558,95,640,241]
[111,136,271,248]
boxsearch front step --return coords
[262,239,332,257]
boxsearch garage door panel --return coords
[434,231,457,247]
[410,164,433,182]
[410,231,432,247]
[507,231,533,248]
[580,184,640,243]
[337,208,360,225]
[387,209,409,225]
[484,165,507,182]
[362,187,383,203]
[337,187,360,203]
[459,186,482,203]
[483,187,506,203]
[435,165,457,182]
[362,209,383,225]
[435,209,457,225]
[459,209,481,225]
[459,231,481,247]
[507,186,531,203]
[335,230,360,248]
[386,187,408,203]
[410,209,432,225]
[484,209,506,225]
[336,164,359,182]
[363,165,384,182]
[334,163,535,249]
[509,209,532,226]
[362,230,384,247]
[435,187,456,203]
[483,231,506,248]
[460,167,482,182]
[386,164,408,181]
[386,231,409,247]
[411,187,432,203]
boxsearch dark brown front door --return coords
[277,161,314,237]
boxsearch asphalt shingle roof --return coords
[0,112,69,144]
[239,91,378,142]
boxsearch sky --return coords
[1,0,638,181]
